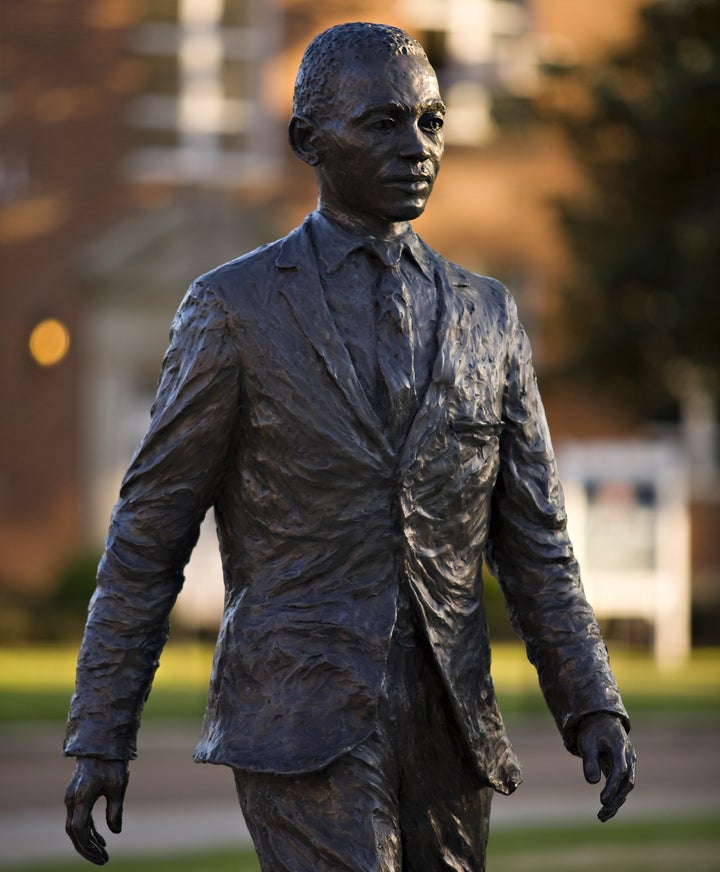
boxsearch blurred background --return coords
[3,0,720,650]
[1,1,719,870]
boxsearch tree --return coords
[543,0,720,421]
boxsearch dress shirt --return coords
[310,211,438,425]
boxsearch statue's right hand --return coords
[64,757,129,865]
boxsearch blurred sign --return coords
[559,440,690,668]
[584,479,657,573]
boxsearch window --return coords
[126,0,280,186]
[403,0,537,144]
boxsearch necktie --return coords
[366,242,417,447]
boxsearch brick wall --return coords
[1,0,141,588]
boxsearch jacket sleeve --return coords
[484,291,629,754]
[64,280,241,761]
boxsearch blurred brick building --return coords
[3,1,716,640]
[1,1,142,590]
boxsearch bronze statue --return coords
[64,23,635,870]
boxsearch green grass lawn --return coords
[13,816,720,872]
[488,816,720,872]
[1,641,718,723]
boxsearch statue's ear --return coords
[289,115,322,166]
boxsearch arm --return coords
[64,280,241,860]
[484,292,634,815]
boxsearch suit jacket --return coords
[65,215,628,796]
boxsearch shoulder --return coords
[196,235,287,294]
[176,222,309,316]
[462,268,515,316]
[420,240,519,325]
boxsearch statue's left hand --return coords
[576,712,636,822]
[65,758,129,864]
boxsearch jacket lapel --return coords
[401,259,474,466]
[274,221,475,466]
[275,220,393,456]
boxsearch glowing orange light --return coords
[28,318,71,367]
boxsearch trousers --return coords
[234,588,493,871]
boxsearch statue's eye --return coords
[370,117,396,132]
[422,114,444,133]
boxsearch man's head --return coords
[289,23,445,236]
[293,23,429,125]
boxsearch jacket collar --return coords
[312,210,435,278]
[276,212,434,279]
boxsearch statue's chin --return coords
[383,198,430,223]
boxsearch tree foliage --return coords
[544,0,720,418]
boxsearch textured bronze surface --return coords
[64,23,635,868]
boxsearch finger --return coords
[599,784,629,822]
[66,813,109,865]
[86,822,110,866]
[106,794,124,834]
[582,749,602,785]
[599,746,636,822]
[600,740,636,806]
[71,812,108,864]
[599,749,623,807]
[108,763,128,834]
[67,783,108,864]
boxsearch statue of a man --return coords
[64,22,635,870]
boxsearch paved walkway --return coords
[1,712,718,868]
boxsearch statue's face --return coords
[314,52,445,231]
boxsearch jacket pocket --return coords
[450,416,504,447]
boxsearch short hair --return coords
[293,22,429,123]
